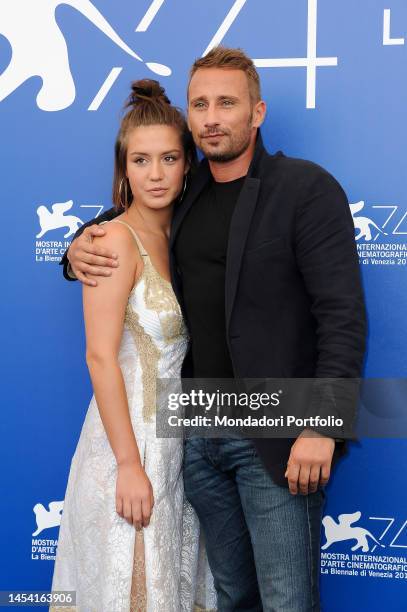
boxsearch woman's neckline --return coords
[107,219,173,286]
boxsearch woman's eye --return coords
[134,158,146,164]
[164,155,177,162]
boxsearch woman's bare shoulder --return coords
[93,220,139,258]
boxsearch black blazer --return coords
[61,131,366,487]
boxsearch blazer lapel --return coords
[225,177,260,332]
[170,159,211,250]
[170,131,265,332]
[225,131,267,332]
[169,159,211,309]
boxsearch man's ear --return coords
[252,100,267,129]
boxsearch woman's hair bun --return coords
[126,79,171,107]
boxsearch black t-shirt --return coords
[174,176,245,377]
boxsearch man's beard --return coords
[204,134,251,162]
[199,117,253,162]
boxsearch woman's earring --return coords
[119,178,129,208]
[180,174,188,201]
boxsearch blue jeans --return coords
[183,437,325,612]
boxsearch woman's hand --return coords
[116,459,155,530]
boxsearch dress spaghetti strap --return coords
[104,219,148,256]
[101,218,172,285]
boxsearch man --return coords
[61,47,366,611]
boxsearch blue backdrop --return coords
[1,1,406,610]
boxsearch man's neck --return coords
[208,133,257,183]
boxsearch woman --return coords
[50,80,216,612]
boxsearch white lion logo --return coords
[322,511,385,552]
[36,200,83,238]
[0,0,171,111]
[32,500,64,536]
[350,201,388,241]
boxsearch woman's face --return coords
[125,124,187,211]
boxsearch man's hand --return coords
[67,224,119,286]
[285,429,335,495]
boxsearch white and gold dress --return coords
[50,220,216,612]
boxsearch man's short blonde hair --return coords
[189,46,261,104]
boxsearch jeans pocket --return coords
[308,486,326,508]
[250,443,259,460]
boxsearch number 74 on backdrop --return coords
[1,0,405,112]
[92,0,406,111]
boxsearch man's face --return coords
[188,68,257,162]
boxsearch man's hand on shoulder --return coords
[68,224,119,286]
[285,428,335,496]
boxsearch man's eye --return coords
[222,100,234,106]
[194,102,205,109]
